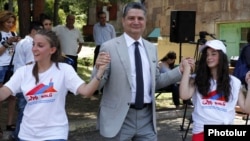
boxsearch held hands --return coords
[95,52,110,71]
[179,57,195,74]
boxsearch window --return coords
[241,27,250,41]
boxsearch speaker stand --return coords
[194,39,201,62]
[179,42,182,63]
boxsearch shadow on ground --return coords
[66,93,194,141]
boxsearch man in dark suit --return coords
[92,2,194,141]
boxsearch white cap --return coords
[199,40,226,54]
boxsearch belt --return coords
[130,103,152,110]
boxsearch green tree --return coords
[16,0,136,37]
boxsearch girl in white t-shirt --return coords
[0,30,110,140]
[180,40,250,141]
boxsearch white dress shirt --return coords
[124,33,152,104]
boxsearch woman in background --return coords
[39,13,52,31]
[158,51,192,109]
[0,10,20,137]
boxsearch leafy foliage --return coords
[0,0,18,12]
[49,0,134,25]
[44,0,54,19]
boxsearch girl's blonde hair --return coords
[0,11,16,31]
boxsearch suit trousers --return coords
[103,104,157,141]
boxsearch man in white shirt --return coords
[53,14,84,72]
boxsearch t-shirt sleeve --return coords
[63,64,85,94]
[4,67,24,96]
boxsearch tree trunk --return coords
[53,0,60,26]
[17,0,31,38]
[33,0,45,22]
[17,0,45,37]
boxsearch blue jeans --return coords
[12,93,27,141]
[0,65,9,83]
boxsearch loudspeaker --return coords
[170,11,196,43]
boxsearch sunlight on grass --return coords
[77,57,93,82]
[155,93,175,109]
[67,112,97,119]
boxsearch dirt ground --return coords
[66,94,101,121]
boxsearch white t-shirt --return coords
[5,63,85,140]
[13,35,34,71]
[0,31,17,66]
[52,25,84,56]
[192,75,241,134]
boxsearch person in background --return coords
[53,14,84,72]
[241,31,250,68]
[93,11,116,66]
[11,21,43,141]
[0,30,110,140]
[158,51,192,109]
[233,30,250,87]
[39,13,53,31]
[92,11,116,95]
[180,39,250,141]
[92,2,195,140]
[41,13,74,69]
[0,10,20,137]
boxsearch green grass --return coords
[82,42,96,47]
[77,57,93,82]
[155,93,176,110]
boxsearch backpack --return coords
[233,44,250,87]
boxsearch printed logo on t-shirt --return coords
[26,79,57,105]
[201,90,227,112]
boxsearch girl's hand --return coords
[95,52,110,70]
[245,71,250,84]
[7,36,20,44]
[179,57,194,73]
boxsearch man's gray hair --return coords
[122,2,147,17]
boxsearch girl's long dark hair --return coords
[195,48,231,101]
[32,30,63,84]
